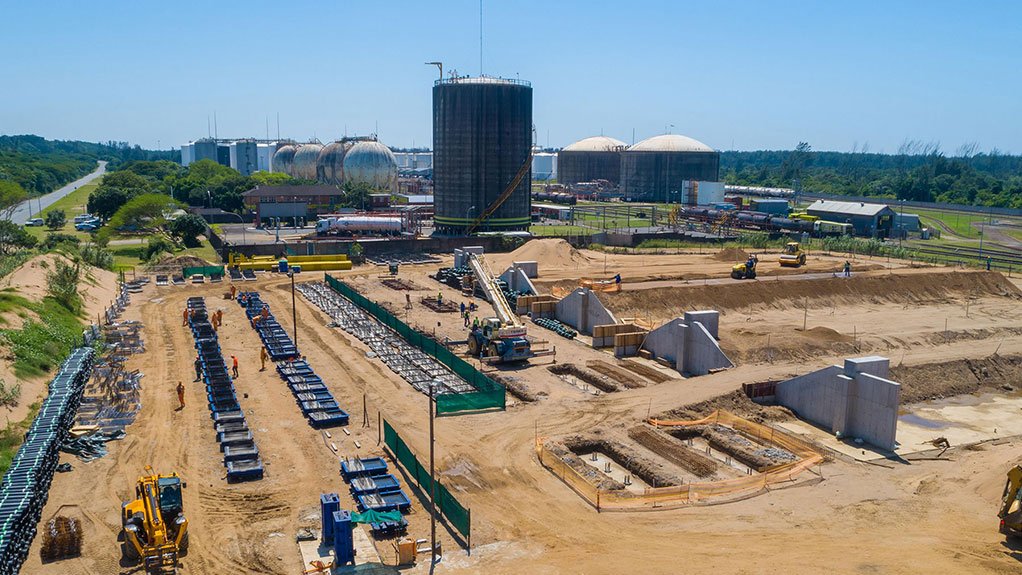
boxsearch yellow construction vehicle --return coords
[731,255,758,280]
[778,241,807,267]
[999,465,1022,537]
[121,466,189,574]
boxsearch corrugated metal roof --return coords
[806,199,894,217]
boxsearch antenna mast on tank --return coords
[479,0,484,75]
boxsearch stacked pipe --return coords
[532,317,577,339]
[186,297,264,483]
[235,292,349,428]
[0,347,94,575]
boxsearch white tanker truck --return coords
[315,215,405,236]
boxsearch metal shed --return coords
[805,200,896,238]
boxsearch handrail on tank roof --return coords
[435,75,531,87]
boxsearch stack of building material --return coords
[187,297,263,482]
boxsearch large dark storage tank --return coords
[557,136,626,186]
[620,134,720,202]
[433,76,533,234]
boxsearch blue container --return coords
[332,510,354,566]
[278,258,289,272]
[320,493,340,541]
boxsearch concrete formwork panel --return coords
[555,288,616,336]
[500,266,537,295]
[847,373,900,451]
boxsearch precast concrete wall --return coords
[776,357,900,451]
[555,288,616,335]
[640,317,732,376]
[500,266,537,295]
[684,310,720,339]
[684,321,734,375]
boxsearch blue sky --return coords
[2,1,1019,153]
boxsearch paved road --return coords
[6,161,107,224]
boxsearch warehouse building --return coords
[806,200,896,238]
[242,184,347,224]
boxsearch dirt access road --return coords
[21,267,1022,575]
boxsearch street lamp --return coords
[466,205,476,236]
[425,61,443,81]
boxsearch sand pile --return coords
[0,254,117,319]
[497,238,593,267]
[601,270,1022,318]
[712,247,750,262]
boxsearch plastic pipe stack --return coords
[0,347,95,575]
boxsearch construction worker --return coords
[231,355,239,378]
[260,347,268,371]
[472,317,479,330]
[194,356,202,382]
[843,260,851,277]
[437,291,443,307]
[460,301,466,315]
[230,285,237,299]
[216,309,224,327]
[463,310,470,328]
[182,308,189,326]
[176,381,185,409]
[261,306,269,322]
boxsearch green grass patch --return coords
[0,401,42,476]
[24,182,101,241]
[0,297,84,379]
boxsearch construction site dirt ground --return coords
[18,245,1022,574]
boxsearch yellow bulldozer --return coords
[778,241,807,267]
[121,466,189,574]
[999,465,1022,538]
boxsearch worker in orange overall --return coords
[231,355,240,378]
[230,285,237,299]
[260,306,269,322]
[176,381,185,409]
[182,308,189,326]
[260,347,269,371]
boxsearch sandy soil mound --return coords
[497,238,592,266]
[891,355,1022,403]
[601,270,1021,317]
[712,247,750,262]
[0,254,117,320]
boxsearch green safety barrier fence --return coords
[383,419,471,540]
[182,265,225,277]
[325,274,505,413]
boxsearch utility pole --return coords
[429,380,438,564]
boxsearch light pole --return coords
[290,269,298,348]
[428,379,438,564]
[898,199,904,248]
[466,205,476,236]
[205,190,212,209]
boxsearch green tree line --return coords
[721,144,1022,208]
[0,134,177,196]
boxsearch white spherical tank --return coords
[271,144,297,176]
[292,143,324,181]
[316,142,351,185]
[342,140,398,191]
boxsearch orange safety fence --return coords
[536,410,823,511]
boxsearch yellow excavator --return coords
[999,465,1022,538]
[778,241,807,267]
[121,466,189,574]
